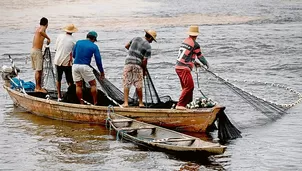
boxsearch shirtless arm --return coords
[39,27,51,45]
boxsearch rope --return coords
[106,105,122,141]
[106,105,115,131]
[195,67,207,98]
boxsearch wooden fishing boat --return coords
[106,108,226,156]
[2,84,224,133]
[1,49,241,142]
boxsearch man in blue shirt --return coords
[72,31,105,105]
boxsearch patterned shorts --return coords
[123,64,143,89]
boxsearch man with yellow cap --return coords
[54,24,78,101]
[122,29,157,107]
[175,25,209,110]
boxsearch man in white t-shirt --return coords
[54,24,78,101]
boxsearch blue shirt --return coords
[73,39,104,73]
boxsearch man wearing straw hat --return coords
[54,24,78,101]
[175,25,209,110]
[122,29,157,107]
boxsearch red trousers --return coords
[176,68,194,107]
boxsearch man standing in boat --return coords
[72,31,105,105]
[175,25,209,110]
[30,17,51,93]
[54,24,78,101]
[122,29,157,107]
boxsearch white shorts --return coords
[72,64,95,83]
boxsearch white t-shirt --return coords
[54,34,76,66]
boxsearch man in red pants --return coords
[175,25,209,110]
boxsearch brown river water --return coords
[1,0,302,170]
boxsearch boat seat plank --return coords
[118,126,156,131]
[152,138,196,143]
[111,119,133,123]
[117,126,156,134]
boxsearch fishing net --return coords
[202,67,302,120]
[41,47,56,91]
[92,67,176,108]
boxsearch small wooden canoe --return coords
[3,84,224,133]
[106,108,226,156]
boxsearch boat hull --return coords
[108,111,226,156]
[3,85,224,133]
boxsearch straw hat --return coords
[144,29,157,42]
[63,24,78,33]
[187,25,199,36]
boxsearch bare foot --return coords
[139,103,145,108]
[122,103,129,108]
[175,106,187,110]
[34,88,47,93]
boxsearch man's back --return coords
[128,37,151,59]
[73,39,99,65]
[32,26,46,50]
[125,37,151,66]
[54,34,76,66]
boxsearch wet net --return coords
[92,67,176,108]
[41,47,56,91]
[202,67,302,120]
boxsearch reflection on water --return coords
[1,107,228,170]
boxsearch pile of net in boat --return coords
[186,97,216,109]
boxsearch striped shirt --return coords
[175,37,207,70]
[125,37,151,66]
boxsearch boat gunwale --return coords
[108,113,226,154]
[3,85,224,114]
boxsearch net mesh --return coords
[203,68,289,119]
[92,66,176,108]
[41,47,56,91]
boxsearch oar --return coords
[8,55,27,94]
[90,66,124,108]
